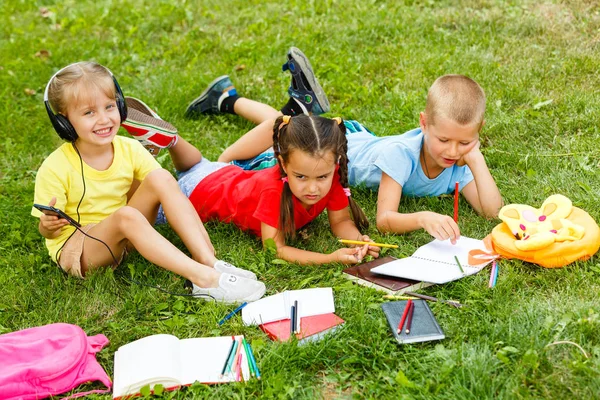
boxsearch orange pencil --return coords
[454,181,459,223]
[396,299,412,334]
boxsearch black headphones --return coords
[43,63,128,142]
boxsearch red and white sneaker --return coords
[121,97,178,156]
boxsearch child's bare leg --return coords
[233,98,281,125]
[81,207,220,288]
[127,169,216,265]
[166,137,204,172]
[218,119,276,163]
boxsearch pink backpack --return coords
[0,323,112,400]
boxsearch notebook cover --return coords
[343,256,431,293]
[381,300,445,344]
[260,313,344,343]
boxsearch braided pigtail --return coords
[272,115,296,240]
[335,119,369,231]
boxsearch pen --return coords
[218,302,248,326]
[397,299,412,334]
[454,181,459,223]
[338,239,399,249]
[293,300,299,334]
[290,304,296,336]
[220,336,236,378]
[404,291,463,308]
[454,255,464,274]
[405,301,415,334]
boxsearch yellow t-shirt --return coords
[32,136,161,262]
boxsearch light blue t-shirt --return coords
[344,120,474,196]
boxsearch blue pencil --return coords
[218,302,248,326]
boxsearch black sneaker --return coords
[282,47,330,115]
[185,75,237,117]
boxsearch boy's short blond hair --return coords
[425,74,486,126]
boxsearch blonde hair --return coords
[47,62,116,115]
[425,74,486,126]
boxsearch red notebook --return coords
[260,313,344,344]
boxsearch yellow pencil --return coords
[339,239,398,249]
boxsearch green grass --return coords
[2,0,600,398]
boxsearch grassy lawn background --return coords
[1,0,599,398]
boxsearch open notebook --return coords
[113,334,252,398]
[372,237,489,284]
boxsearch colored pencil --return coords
[404,291,463,308]
[405,301,415,334]
[247,341,261,380]
[220,336,236,378]
[229,337,242,376]
[488,260,496,288]
[242,338,255,377]
[217,302,248,326]
[454,181,459,223]
[397,299,412,334]
[383,295,418,300]
[224,337,239,375]
[338,239,399,248]
[454,255,464,274]
[235,351,242,382]
[492,261,499,287]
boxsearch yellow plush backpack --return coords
[487,194,600,268]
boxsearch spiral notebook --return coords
[371,237,489,284]
[381,300,445,344]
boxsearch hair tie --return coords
[343,188,351,197]
[332,117,342,125]
[281,177,288,183]
[282,115,291,124]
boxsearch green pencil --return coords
[454,255,464,274]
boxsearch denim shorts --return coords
[155,158,229,225]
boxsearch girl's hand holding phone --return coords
[38,197,71,234]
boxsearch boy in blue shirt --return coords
[185,49,503,244]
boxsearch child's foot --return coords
[121,97,178,156]
[282,47,330,115]
[185,75,237,117]
[214,260,257,280]
[192,273,266,303]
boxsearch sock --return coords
[280,97,308,116]
[220,93,240,115]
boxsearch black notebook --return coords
[381,300,445,344]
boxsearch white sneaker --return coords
[192,273,266,303]
[214,260,257,280]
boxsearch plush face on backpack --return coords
[498,194,585,251]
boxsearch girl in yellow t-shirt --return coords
[32,62,265,303]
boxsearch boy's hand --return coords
[39,197,70,237]
[358,235,381,258]
[419,211,460,244]
[457,140,482,167]
[333,245,369,264]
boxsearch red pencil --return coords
[453,181,459,223]
[396,299,412,334]
[405,301,415,334]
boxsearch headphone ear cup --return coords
[54,114,78,142]
[112,76,128,121]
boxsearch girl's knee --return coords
[144,168,179,190]
[115,206,149,229]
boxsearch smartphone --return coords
[33,204,82,228]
